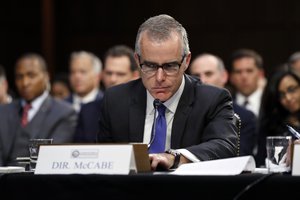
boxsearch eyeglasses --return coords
[137,55,185,76]
[279,85,300,100]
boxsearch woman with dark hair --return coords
[256,68,300,166]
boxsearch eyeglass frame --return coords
[279,85,300,100]
[137,54,186,76]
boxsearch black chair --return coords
[233,113,241,156]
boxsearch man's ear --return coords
[222,70,229,86]
[134,53,140,66]
[132,70,141,80]
[183,52,192,71]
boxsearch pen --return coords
[286,124,300,139]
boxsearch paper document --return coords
[172,156,256,175]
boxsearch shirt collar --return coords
[236,87,263,105]
[21,91,49,110]
[73,88,99,104]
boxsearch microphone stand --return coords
[148,99,162,149]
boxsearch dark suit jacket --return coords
[0,96,77,166]
[233,103,257,156]
[98,75,238,161]
[74,99,102,143]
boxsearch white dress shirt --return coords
[72,88,99,112]
[236,87,263,117]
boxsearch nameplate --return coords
[292,144,300,176]
[35,144,150,175]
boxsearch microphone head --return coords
[153,99,162,108]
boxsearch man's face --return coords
[136,32,191,102]
[51,81,70,100]
[230,57,262,96]
[190,56,227,88]
[0,78,8,103]
[15,58,48,102]
[102,56,136,89]
[69,56,100,97]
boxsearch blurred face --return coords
[230,57,262,96]
[291,60,300,74]
[102,56,136,89]
[190,56,228,88]
[136,32,191,102]
[69,56,100,97]
[15,58,49,102]
[0,78,8,103]
[51,81,70,100]
[278,75,300,114]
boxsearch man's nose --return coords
[155,68,166,82]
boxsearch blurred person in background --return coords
[65,51,103,112]
[51,72,71,100]
[101,45,140,89]
[229,49,266,117]
[74,45,140,142]
[288,51,300,74]
[256,68,300,166]
[189,53,257,156]
[0,53,77,166]
[0,65,13,104]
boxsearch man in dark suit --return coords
[189,53,257,156]
[98,14,238,171]
[0,53,77,166]
[74,45,140,142]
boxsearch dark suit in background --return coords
[74,99,102,142]
[98,75,238,161]
[0,96,77,166]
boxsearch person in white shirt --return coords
[0,53,77,166]
[229,48,266,117]
[66,51,103,112]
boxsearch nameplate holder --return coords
[34,144,150,175]
[292,144,300,176]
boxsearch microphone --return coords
[148,99,162,149]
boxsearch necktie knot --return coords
[157,104,166,116]
[243,98,249,107]
[24,103,32,111]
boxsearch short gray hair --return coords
[135,14,190,56]
[197,53,225,71]
[289,51,300,65]
[70,51,102,73]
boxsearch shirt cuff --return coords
[177,149,201,162]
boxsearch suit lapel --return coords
[171,75,196,148]
[129,81,147,142]
[25,97,52,138]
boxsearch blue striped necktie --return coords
[148,104,167,153]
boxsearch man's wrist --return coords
[165,149,181,169]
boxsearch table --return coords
[0,172,298,199]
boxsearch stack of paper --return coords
[172,156,256,175]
